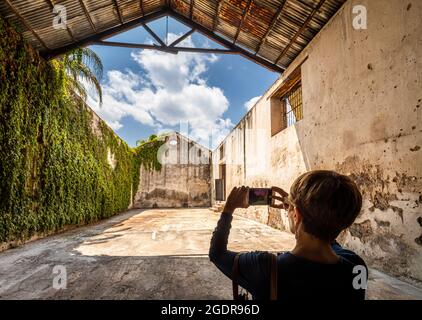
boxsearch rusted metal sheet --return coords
[0,0,347,71]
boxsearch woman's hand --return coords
[270,186,289,209]
[223,186,249,214]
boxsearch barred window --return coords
[284,83,303,127]
[270,66,303,137]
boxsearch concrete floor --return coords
[0,208,421,300]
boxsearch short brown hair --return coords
[289,170,362,241]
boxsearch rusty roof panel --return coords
[85,1,120,32]
[66,19,93,41]
[258,42,281,62]
[171,0,215,30]
[315,0,341,22]
[84,0,114,12]
[278,51,294,67]
[172,0,191,17]
[237,31,259,50]
[287,1,312,24]
[266,19,296,48]
[143,0,166,13]
[0,0,346,71]
[226,0,248,12]
[4,0,49,30]
[192,7,214,30]
[249,0,280,25]
[219,1,242,28]
[118,0,142,22]
[240,7,269,38]
[215,20,237,40]
[192,0,218,20]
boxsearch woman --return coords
[209,170,368,300]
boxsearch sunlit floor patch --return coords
[0,208,421,300]
[75,208,295,257]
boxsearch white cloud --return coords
[87,70,155,129]
[244,95,261,111]
[88,33,232,149]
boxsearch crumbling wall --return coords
[134,164,211,208]
[212,0,422,281]
[334,156,421,281]
[134,133,211,208]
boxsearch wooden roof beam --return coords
[169,10,285,73]
[255,0,287,55]
[140,0,145,16]
[213,0,224,31]
[142,21,166,46]
[275,0,326,65]
[169,28,195,47]
[93,40,237,54]
[296,0,317,10]
[233,0,253,44]
[190,0,194,19]
[44,0,76,42]
[43,9,168,59]
[78,0,97,33]
[112,0,124,24]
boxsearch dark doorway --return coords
[215,164,226,201]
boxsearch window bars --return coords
[284,83,303,128]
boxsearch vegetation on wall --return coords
[0,18,162,244]
[132,135,166,195]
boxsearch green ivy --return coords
[131,136,165,195]
[0,17,162,244]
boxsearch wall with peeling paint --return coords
[134,133,211,208]
[211,0,422,281]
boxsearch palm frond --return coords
[61,48,104,105]
[68,48,103,80]
[72,63,103,104]
[66,76,87,102]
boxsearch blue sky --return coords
[87,16,279,149]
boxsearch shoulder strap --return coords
[269,253,278,300]
[232,252,278,300]
[232,253,242,300]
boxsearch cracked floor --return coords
[0,208,421,299]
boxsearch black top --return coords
[209,213,368,300]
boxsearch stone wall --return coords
[134,133,211,208]
[211,0,422,281]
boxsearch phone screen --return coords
[248,188,272,206]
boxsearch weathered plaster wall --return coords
[212,0,422,281]
[134,133,211,208]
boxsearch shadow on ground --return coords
[0,209,421,300]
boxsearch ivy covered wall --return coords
[0,17,150,245]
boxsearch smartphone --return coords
[248,188,272,206]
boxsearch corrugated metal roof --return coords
[0,0,346,72]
